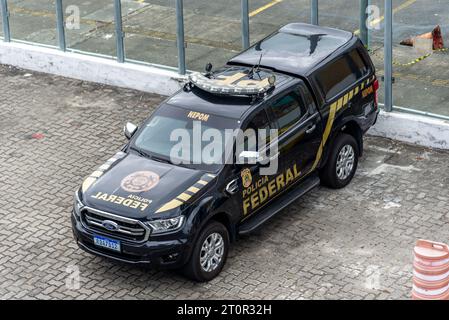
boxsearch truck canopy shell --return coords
[227,23,355,79]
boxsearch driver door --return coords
[225,107,276,219]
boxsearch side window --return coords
[316,49,370,101]
[270,91,306,134]
[243,109,271,151]
[348,49,369,79]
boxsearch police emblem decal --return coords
[121,171,160,193]
[241,168,252,189]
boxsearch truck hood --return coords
[81,152,216,219]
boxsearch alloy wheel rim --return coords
[336,144,355,180]
[200,232,224,273]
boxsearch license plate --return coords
[93,235,121,252]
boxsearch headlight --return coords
[73,191,84,217]
[146,216,185,234]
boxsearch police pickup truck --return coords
[72,23,379,282]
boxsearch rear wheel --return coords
[182,221,229,282]
[320,133,359,189]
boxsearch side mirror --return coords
[123,122,138,140]
[238,151,261,164]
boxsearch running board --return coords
[238,175,320,235]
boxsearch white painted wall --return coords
[369,110,449,150]
[0,42,185,96]
[1,41,448,150]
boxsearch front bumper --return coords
[71,213,191,269]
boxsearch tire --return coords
[320,133,359,189]
[182,221,229,282]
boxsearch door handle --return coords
[226,179,239,195]
[306,124,316,134]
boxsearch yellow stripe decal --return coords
[188,186,200,193]
[82,177,97,193]
[310,102,338,172]
[90,170,103,178]
[155,175,217,213]
[336,97,343,112]
[194,183,206,190]
[308,76,374,172]
[307,76,375,173]
[177,193,192,201]
[348,90,354,101]
[342,93,349,106]
[155,199,183,213]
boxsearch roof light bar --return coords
[188,72,274,96]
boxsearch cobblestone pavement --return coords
[0,64,448,300]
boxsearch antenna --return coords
[248,52,264,79]
[255,52,263,73]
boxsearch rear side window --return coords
[316,49,369,101]
[270,91,306,134]
[348,49,369,78]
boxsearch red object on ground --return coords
[31,133,45,140]
[412,240,449,300]
[432,25,445,50]
[400,25,444,50]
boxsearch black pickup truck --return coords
[71,23,379,282]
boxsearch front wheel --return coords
[320,133,359,189]
[182,221,229,282]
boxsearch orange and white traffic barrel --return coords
[412,239,449,300]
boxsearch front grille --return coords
[81,208,149,242]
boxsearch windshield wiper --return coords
[131,146,174,164]
[151,155,173,165]
[130,146,152,159]
[130,146,192,168]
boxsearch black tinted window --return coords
[270,91,305,134]
[348,49,369,78]
[316,49,369,100]
[243,109,271,151]
[247,109,270,131]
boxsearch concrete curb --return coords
[0,42,185,96]
[0,41,448,150]
[369,110,449,150]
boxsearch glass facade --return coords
[0,0,447,119]
[121,0,178,68]
[8,0,58,47]
[63,0,116,57]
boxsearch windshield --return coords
[131,104,240,172]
